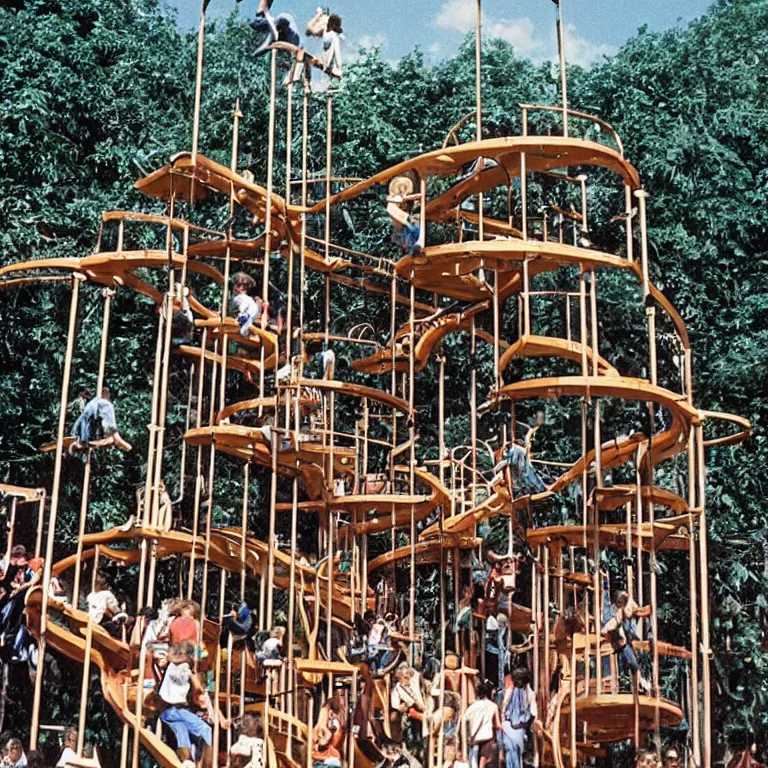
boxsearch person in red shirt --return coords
[169,599,201,646]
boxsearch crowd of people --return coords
[0,728,100,768]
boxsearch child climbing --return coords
[70,388,132,456]
[231,272,267,337]
[387,174,422,255]
[602,590,652,692]
[157,642,214,768]
[305,7,344,78]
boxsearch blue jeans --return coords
[469,743,481,768]
[501,724,525,768]
[392,222,420,254]
[160,706,212,751]
[617,643,639,675]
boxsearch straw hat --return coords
[389,175,414,197]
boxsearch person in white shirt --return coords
[56,728,78,768]
[305,7,343,78]
[464,681,501,768]
[85,574,122,626]
[230,714,264,768]
[158,643,213,767]
[231,273,265,337]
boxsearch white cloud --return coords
[561,23,617,68]
[433,1,616,68]
[486,17,540,58]
[357,33,387,51]
[428,41,442,55]
[435,0,476,34]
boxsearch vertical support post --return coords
[475,0,484,240]
[697,425,712,768]
[636,190,657,385]
[190,0,207,165]
[555,0,569,137]
[188,327,208,597]
[258,49,278,402]
[73,286,113,607]
[30,274,82,750]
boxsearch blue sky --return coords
[167,0,715,66]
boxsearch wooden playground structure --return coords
[0,1,753,767]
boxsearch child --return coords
[305,7,344,78]
[158,643,213,768]
[231,272,267,337]
[256,626,285,662]
[86,573,130,638]
[602,590,652,692]
[230,714,264,768]
[56,728,78,768]
[70,387,132,456]
[220,601,254,649]
[169,600,201,646]
[386,175,422,255]
[251,6,301,58]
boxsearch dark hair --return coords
[512,666,530,688]
[139,606,158,620]
[240,713,259,738]
[327,13,342,33]
[11,545,26,559]
[101,387,110,400]
[27,751,46,768]
[233,272,256,291]
[93,572,108,591]
[476,680,492,699]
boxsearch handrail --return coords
[519,103,624,157]
[442,111,478,148]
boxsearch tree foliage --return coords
[0,0,766,758]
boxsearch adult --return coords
[463,681,501,768]
[499,668,536,768]
[158,643,213,767]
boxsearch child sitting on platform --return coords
[231,273,284,337]
[86,573,130,638]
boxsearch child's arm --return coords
[306,8,327,36]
